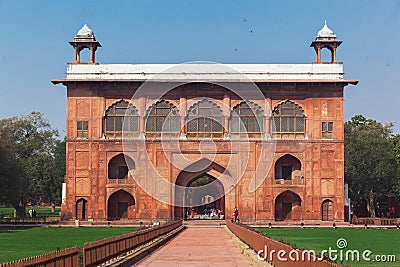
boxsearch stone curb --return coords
[104,225,186,267]
[224,225,273,267]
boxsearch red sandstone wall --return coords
[62,82,345,222]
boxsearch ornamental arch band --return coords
[53,23,357,223]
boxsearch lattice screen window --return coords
[322,121,333,139]
[271,100,305,139]
[186,99,223,138]
[104,100,139,138]
[145,100,180,138]
[77,121,88,138]
[230,101,264,138]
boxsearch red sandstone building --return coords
[53,23,357,223]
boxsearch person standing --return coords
[233,207,239,222]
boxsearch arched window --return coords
[186,100,223,138]
[104,100,139,139]
[145,100,180,138]
[271,100,305,139]
[230,101,264,138]
[274,154,302,183]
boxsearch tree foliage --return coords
[345,115,398,217]
[0,112,63,217]
[392,134,400,166]
[52,138,66,205]
[0,131,23,208]
[391,134,400,195]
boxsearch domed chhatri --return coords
[317,20,337,40]
[310,21,342,63]
[74,24,96,41]
[69,24,101,64]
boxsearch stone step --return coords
[183,219,226,227]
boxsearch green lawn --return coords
[256,227,400,267]
[0,206,61,218]
[0,226,138,263]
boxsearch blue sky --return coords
[1,0,399,135]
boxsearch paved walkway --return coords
[136,227,253,266]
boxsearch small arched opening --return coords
[79,48,91,63]
[320,47,333,63]
[274,154,302,181]
[108,154,135,179]
[76,198,87,220]
[322,199,334,221]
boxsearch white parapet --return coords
[63,63,349,82]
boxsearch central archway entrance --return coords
[184,175,225,219]
[174,159,228,219]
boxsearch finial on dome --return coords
[74,24,96,41]
[316,20,336,40]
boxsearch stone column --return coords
[74,47,80,63]
[223,93,231,139]
[304,115,309,139]
[316,47,321,63]
[139,96,146,139]
[332,47,337,63]
[179,94,187,139]
[264,116,271,138]
[90,47,96,63]
[265,98,272,138]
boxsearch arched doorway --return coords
[275,191,302,221]
[322,199,334,221]
[76,198,87,220]
[174,159,228,219]
[107,190,135,219]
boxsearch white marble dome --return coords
[74,24,95,40]
[317,21,336,39]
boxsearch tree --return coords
[0,131,24,210]
[0,112,59,217]
[52,138,66,205]
[392,134,400,166]
[391,134,400,196]
[345,115,398,217]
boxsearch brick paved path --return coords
[136,227,253,266]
